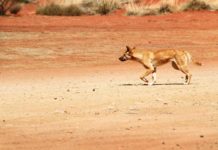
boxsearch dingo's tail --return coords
[194,61,202,66]
[185,51,192,64]
[184,51,202,66]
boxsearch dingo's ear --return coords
[126,46,131,51]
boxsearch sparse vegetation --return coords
[35,0,218,16]
[37,0,122,16]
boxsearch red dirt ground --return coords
[0,8,218,150]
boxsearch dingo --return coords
[119,46,201,85]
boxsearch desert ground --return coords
[1,8,218,150]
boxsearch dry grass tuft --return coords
[36,3,84,16]
[37,0,127,15]
[95,0,120,15]
[159,4,174,14]
[182,0,211,11]
[125,3,159,16]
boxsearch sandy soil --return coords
[0,11,218,150]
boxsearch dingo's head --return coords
[119,46,135,62]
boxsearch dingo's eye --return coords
[125,51,130,55]
[124,53,132,59]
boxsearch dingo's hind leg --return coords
[176,65,192,85]
[175,54,192,85]
[151,67,157,84]
[171,61,179,70]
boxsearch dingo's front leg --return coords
[151,72,157,84]
[140,75,148,83]
[140,69,154,85]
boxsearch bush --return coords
[159,4,174,14]
[183,0,211,11]
[36,3,84,16]
[0,0,29,15]
[9,3,22,14]
[62,4,84,16]
[36,3,63,16]
[95,0,120,15]
[36,0,120,16]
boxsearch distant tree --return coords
[0,0,31,15]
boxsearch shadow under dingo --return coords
[119,83,185,86]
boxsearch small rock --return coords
[92,88,95,92]
[176,144,180,147]
[95,112,100,115]
[200,135,204,138]
[113,109,118,113]
[64,110,69,114]
[2,120,5,123]
[162,142,165,145]
[67,89,70,92]
[54,97,57,100]
[163,103,168,105]
[66,131,73,134]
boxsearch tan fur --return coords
[119,46,201,85]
